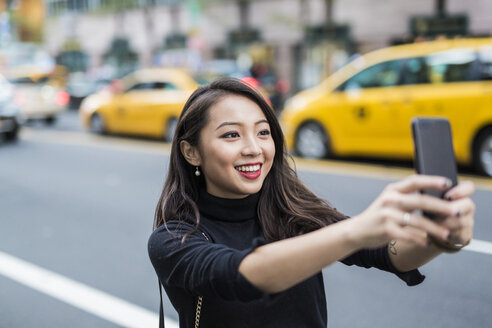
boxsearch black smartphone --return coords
[411,118,458,217]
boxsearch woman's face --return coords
[197,95,275,199]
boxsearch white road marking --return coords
[464,239,492,255]
[0,251,179,328]
[1,239,491,328]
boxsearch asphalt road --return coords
[1,111,491,327]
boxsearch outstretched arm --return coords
[239,217,360,294]
[239,176,475,294]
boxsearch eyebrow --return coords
[215,119,269,130]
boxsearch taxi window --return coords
[478,48,492,80]
[342,60,403,90]
[126,82,178,92]
[425,49,476,83]
[402,57,430,85]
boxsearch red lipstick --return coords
[235,163,262,179]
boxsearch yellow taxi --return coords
[280,38,492,176]
[79,68,199,140]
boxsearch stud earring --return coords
[195,166,201,177]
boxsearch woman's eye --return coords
[258,129,271,136]
[221,132,240,138]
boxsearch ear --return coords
[180,140,201,166]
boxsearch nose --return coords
[241,134,261,156]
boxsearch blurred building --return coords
[0,0,45,43]
[40,0,492,92]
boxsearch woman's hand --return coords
[349,175,475,250]
[441,180,475,246]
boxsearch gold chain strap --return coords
[195,232,210,328]
[195,296,203,328]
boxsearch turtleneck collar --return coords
[197,188,260,222]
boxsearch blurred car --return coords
[0,74,20,142]
[8,73,69,125]
[79,68,199,140]
[66,72,111,110]
[280,38,492,176]
[196,59,279,109]
[195,59,249,84]
[1,43,69,125]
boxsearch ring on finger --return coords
[402,212,411,226]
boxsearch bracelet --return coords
[428,235,470,253]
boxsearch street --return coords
[1,111,491,328]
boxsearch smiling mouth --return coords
[235,164,262,179]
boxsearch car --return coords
[79,68,199,140]
[0,74,20,142]
[65,71,113,110]
[1,43,69,125]
[280,38,492,176]
[194,59,249,84]
[195,60,276,108]
[9,73,69,125]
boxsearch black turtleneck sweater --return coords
[148,190,424,328]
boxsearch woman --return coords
[148,78,475,327]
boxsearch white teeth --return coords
[236,164,261,172]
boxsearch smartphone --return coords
[411,118,458,218]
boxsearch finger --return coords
[438,216,463,231]
[386,192,457,218]
[383,208,449,241]
[446,221,474,246]
[388,175,452,194]
[444,198,475,220]
[443,198,475,232]
[401,212,450,241]
[449,223,474,245]
[444,181,475,201]
[385,222,428,247]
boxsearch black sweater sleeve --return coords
[333,214,425,286]
[341,246,425,286]
[148,222,268,302]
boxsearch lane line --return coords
[0,241,491,328]
[0,251,178,328]
[20,128,492,190]
[464,239,492,255]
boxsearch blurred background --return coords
[1,1,492,327]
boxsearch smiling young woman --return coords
[179,95,275,199]
[148,78,475,328]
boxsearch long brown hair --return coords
[153,78,344,241]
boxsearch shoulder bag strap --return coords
[159,279,165,328]
[195,232,210,328]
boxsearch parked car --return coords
[0,74,20,142]
[194,59,249,84]
[280,38,492,176]
[79,68,199,140]
[9,73,69,125]
[1,43,69,125]
[66,72,111,110]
